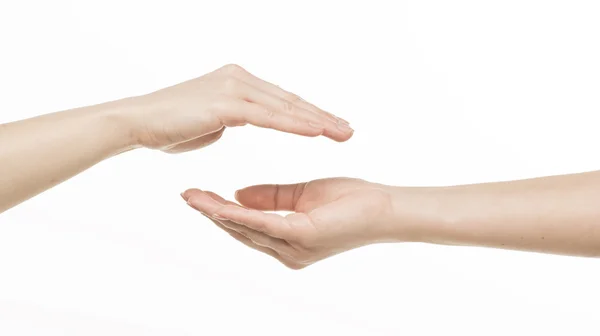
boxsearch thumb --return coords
[235,183,306,211]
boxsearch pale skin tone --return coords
[0,64,353,214]
[182,171,600,269]
[2,64,599,267]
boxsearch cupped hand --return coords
[181,178,399,269]
[124,64,353,153]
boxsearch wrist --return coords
[383,185,453,243]
[94,96,145,152]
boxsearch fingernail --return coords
[180,192,187,201]
[336,121,353,133]
[338,118,350,125]
[213,214,227,220]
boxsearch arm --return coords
[182,172,600,269]
[0,100,136,213]
[392,170,600,257]
[0,64,353,214]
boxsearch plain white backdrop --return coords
[1,0,600,335]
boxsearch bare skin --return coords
[5,63,597,267]
[182,171,600,269]
[0,64,353,214]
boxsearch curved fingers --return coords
[235,183,306,211]
[204,215,305,270]
[217,217,296,257]
[184,189,294,243]
[214,205,293,240]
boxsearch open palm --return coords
[183,178,394,269]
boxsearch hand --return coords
[123,64,353,153]
[181,178,401,269]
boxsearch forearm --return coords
[390,171,600,257]
[0,99,138,213]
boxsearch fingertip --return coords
[324,131,353,142]
[185,196,199,209]
[235,186,268,209]
[341,127,355,141]
[181,188,202,201]
[234,187,251,204]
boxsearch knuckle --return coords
[257,108,275,128]
[291,183,306,209]
[221,77,241,93]
[282,100,295,113]
[220,63,245,76]
[285,92,302,103]
[249,210,267,231]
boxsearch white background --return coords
[1,0,600,335]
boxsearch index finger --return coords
[233,82,353,142]
[234,68,351,125]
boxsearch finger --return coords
[232,69,350,125]
[183,189,292,240]
[182,189,234,220]
[218,218,296,257]
[212,205,292,240]
[202,191,292,251]
[182,188,214,204]
[162,127,225,154]
[181,189,233,205]
[233,82,353,142]
[203,191,246,208]
[230,229,306,270]
[242,90,354,142]
[185,190,295,252]
[235,183,306,211]
[204,215,303,269]
[217,99,326,138]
